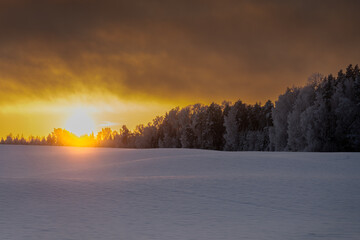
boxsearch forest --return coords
[2,65,360,151]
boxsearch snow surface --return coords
[1,145,360,240]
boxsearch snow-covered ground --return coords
[1,145,360,240]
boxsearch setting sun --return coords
[65,108,95,136]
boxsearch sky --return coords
[1,0,360,137]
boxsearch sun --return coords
[65,108,96,136]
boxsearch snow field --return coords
[1,145,360,240]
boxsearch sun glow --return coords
[65,108,96,136]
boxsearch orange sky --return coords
[0,0,360,138]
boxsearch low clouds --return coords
[0,0,359,104]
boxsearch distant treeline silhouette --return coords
[1,64,360,151]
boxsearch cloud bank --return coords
[0,0,359,104]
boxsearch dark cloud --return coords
[0,0,359,104]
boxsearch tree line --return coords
[1,65,359,151]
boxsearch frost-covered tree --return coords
[135,123,157,148]
[271,87,299,151]
[287,84,316,151]
[158,107,181,148]
[223,100,273,151]
[332,65,360,151]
